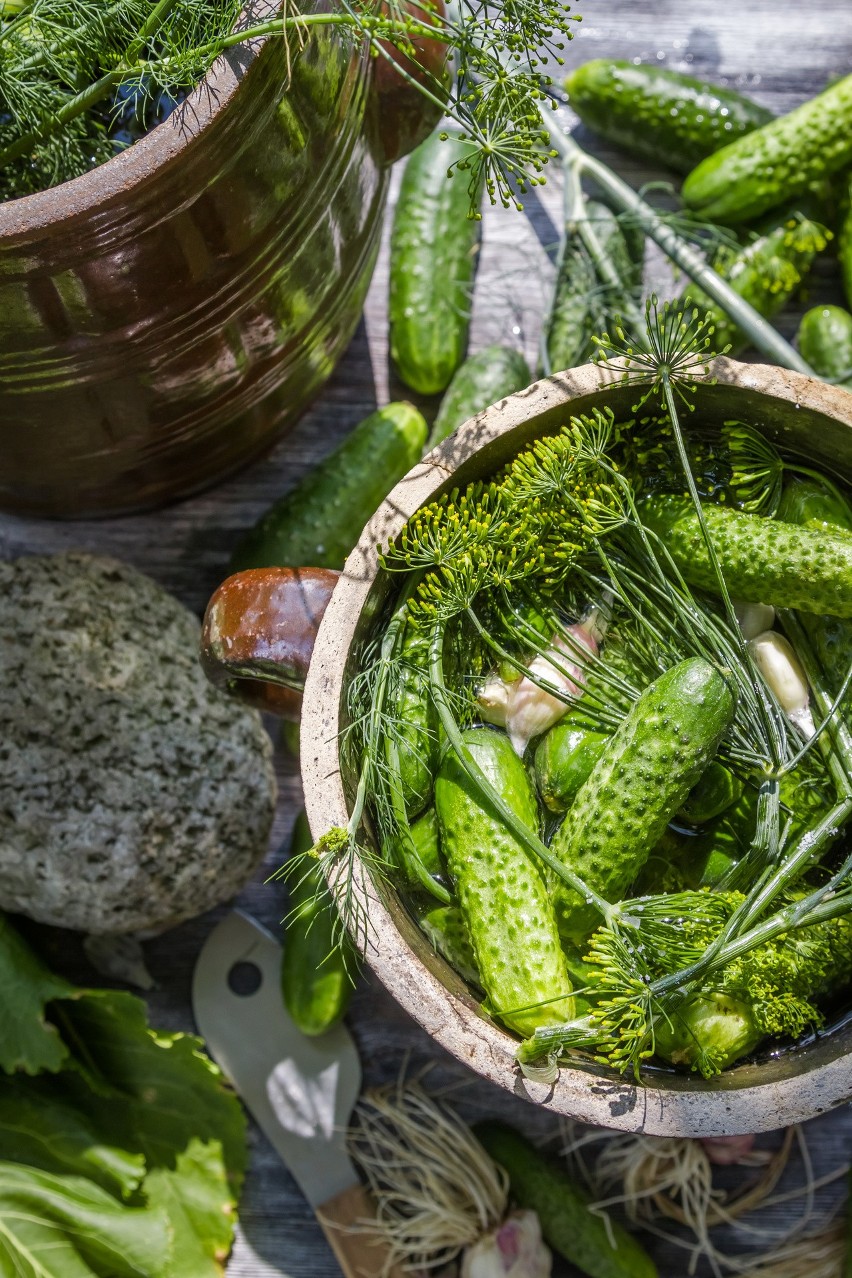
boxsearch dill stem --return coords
[427,617,615,921]
[540,103,814,376]
[562,158,644,333]
[659,371,785,767]
[652,794,852,997]
[779,611,852,798]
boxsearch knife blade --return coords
[191,909,400,1278]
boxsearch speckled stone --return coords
[0,553,277,934]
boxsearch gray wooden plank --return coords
[2,2,851,1274]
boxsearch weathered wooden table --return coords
[3,2,852,1273]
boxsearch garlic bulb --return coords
[733,600,775,641]
[475,622,599,756]
[748,630,815,737]
[461,1210,552,1278]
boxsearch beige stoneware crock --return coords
[203,356,852,1135]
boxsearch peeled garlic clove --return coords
[477,674,511,727]
[748,629,815,737]
[734,600,776,640]
[504,628,596,757]
[700,1133,756,1165]
[460,1210,552,1278]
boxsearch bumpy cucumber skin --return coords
[550,659,734,942]
[474,1123,658,1278]
[543,201,642,376]
[566,60,772,174]
[389,130,482,394]
[427,346,531,450]
[681,213,825,357]
[641,493,852,618]
[419,904,480,986]
[534,719,609,814]
[230,403,427,572]
[796,305,852,387]
[435,727,574,1035]
[682,73,852,223]
[396,619,440,818]
[281,811,353,1037]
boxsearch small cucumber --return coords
[427,346,531,450]
[680,211,828,357]
[280,811,354,1036]
[395,616,440,817]
[389,129,483,394]
[230,402,427,572]
[640,493,852,618]
[796,305,852,387]
[434,727,574,1035]
[419,904,481,986]
[682,73,852,224]
[678,761,743,826]
[542,200,643,376]
[550,659,735,943]
[474,1123,658,1278]
[778,474,852,535]
[566,60,773,174]
[654,992,761,1073]
[390,805,445,884]
[534,717,609,814]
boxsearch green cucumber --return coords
[640,493,852,618]
[395,616,440,817]
[680,210,828,357]
[390,806,445,883]
[796,305,852,388]
[434,727,574,1035]
[389,129,483,394]
[654,992,761,1072]
[419,904,480,986]
[230,402,427,572]
[550,659,735,943]
[682,73,852,224]
[534,717,609,813]
[678,762,743,826]
[280,811,354,1036]
[427,346,531,450]
[778,474,852,535]
[542,200,642,375]
[474,1123,658,1278]
[566,60,772,174]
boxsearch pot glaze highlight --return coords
[0,3,430,516]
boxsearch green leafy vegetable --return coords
[0,915,246,1277]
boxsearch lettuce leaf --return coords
[0,917,247,1276]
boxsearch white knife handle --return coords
[317,1181,406,1278]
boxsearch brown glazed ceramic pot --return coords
[202,358,852,1135]
[0,1,437,517]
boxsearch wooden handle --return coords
[200,566,339,718]
[316,1181,406,1278]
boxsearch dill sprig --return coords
[0,0,579,204]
